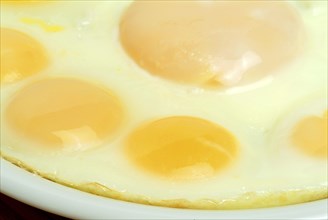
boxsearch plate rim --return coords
[1,158,327,220]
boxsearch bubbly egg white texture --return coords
[0,0,327,209]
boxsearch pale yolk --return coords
[120,1,304,87]
[5,78,124,150]
[125,116,238,180]
[291,111,328,158]
[0,28,48,84]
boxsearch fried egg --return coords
[0,0,327,209]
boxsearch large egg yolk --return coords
[120,1,304,87]
[0,28,48,84]
[5,78,124,150]
[291,111,328,158]
[125,116,238,180]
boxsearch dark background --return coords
[0,193,70,220]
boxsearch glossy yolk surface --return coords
[5,78,124,150]
[120,1,304,87]
[291,111,328,158]
[0,28,48,84]
[125,116,238,180]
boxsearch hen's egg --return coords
[0,28,49,84]
[271,98,327,160]
[292,110,327,158]
[5,77,124,151]
[0,0,327,209]
[125,116,239,181]
[120,1,304,87]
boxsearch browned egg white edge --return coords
[2,154,327,210]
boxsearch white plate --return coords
[0,158,327,220]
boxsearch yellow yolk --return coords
[0,28,48,84]
[5,78,124,150]
[20,18,64,32]
[120,1,304,87]
[125,116,238,180]
[291,111,328,158]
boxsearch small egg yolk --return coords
[291,110,328,158]
[125,116,238,180]
[120,1,304,87]
[5,78,124,150]
[0,28,48,84]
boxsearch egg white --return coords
[0,0,327,209]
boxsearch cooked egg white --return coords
[0,0,327,209]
